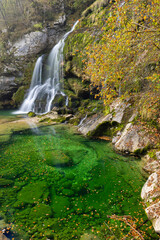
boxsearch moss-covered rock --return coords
[29,203,52,219]
[45,150,72,167]
[0,178,13,187]
[12,86,27,107]
[27,111,36,117]
[17,181,48,204]
[50,195,70,217]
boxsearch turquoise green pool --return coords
[0,113,158,239]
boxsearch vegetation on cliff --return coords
[64,0,160,139]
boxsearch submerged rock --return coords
[45,150,72,167]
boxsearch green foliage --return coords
[12,86,26,107]
[33,23,43,30]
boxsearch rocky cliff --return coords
[0,0,95,109]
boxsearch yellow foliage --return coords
[84,0,160,104]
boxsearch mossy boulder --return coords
[17,181,48,204]
[62,188,74,196]
[0,178,13,187]
[45,150,72,167]
[27,111,36,117]
[51,195,70,217]
[12,86,26,107]
[29,203,52,219]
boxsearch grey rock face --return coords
[79,114,112,136]
[11,31,48,57]
[114,123,151,153]
[156,151,160,161]
[0,76,18,100]
[141,171,160,234]
[110,98,131,124]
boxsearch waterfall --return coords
[15,21,79,114]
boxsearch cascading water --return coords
[15,21,79,114]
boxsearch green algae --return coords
[0,114,159,239]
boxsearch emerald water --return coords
[0,113,158,239]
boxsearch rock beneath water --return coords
[79,114,112,136]
[141,170,160,203]
[114,123,151,154]
[29,203,52,219]
[11,31,48,57]
[80,233,100,240]
[45,150,72,167]
[0,178,13,187]
[51,195,70,217]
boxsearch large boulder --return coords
[11,31,48,57]
[145,201,160,234]
[79,113,112,136]
[110,98,131,124]
[114,123,152,154]
[141,170,160,203]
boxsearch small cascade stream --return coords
[16,21,79,114]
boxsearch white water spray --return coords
[15,21,79,114]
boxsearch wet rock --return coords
[114,123,151,153]
[28,112,36,118]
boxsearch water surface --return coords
[0,112,158,239]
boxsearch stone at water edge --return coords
[141,170,160,202]
[27,111,36,118]
[156,151,160,161]
[114,123,151,153]
[141,171,160,234]
[142,154,160,174]
[145,202,160,234]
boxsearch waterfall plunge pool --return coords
[0,112,158,240]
